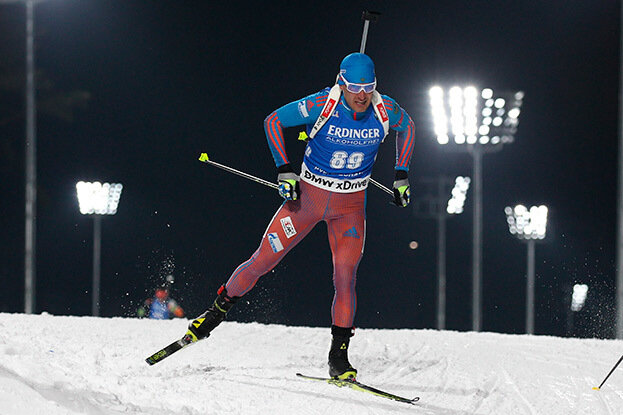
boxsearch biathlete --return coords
[184,52,415,380]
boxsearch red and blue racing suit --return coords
[224,87,415,329]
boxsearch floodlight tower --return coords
[413,176,470,329]
[76,181,123,316]
[429,85,523,331]
[505,204,548,334]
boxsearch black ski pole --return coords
[359,10,380,53]
[199,151,393,196]
[356,10,395,198]
[593,354,623,390]
[198,153,278,190]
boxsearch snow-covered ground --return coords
[0,313,622,414]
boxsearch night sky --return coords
[0,1,619,338]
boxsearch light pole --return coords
[505,204,548,334]
[413,176,470,330]
[616,0,623,339]
[429,85,523,331]
[76,181,123,316]
[24,0,36,315]
[0,0,40,313]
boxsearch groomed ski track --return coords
[0,313,621,414]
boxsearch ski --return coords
[296,373,419,405]
[145,335,193,365]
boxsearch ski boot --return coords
[184,286,238,343]
[328,325,357,380]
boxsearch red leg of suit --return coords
[326,207,365,328]
[224,180,366,328]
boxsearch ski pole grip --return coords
[362,10,380,23]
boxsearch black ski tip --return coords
[145,352,166,366]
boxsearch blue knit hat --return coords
[338,53,376,84]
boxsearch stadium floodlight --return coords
[413,176,470,330]
[76,182,123,215]
[430,85,524,332]
[430,86,522,147]
[571,284,589,312]
[505,204,548,334]
[505,205,548,240]
[447,176,471,214]
[76,181,123,316]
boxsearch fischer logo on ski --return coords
[145,335,194,365]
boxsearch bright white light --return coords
[429,86,448,144]
[76,181,123,215]
[451,116,464,135]
[505,204,548,239]
[428,85,522,147]
[508,107,521,118]
[450,87,464,137]
[464,86,478,99]
[501,135,513,143]
[433,114,448,136]
[571,284,588,311]
[429,86,443,99]
[434,123,448,137]
[465,120,478,136]
[447,176,470,214]
[449,86,463,98]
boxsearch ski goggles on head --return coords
[339,73,376,94]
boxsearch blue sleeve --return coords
[264,88,330,167]
[381,95,415,171]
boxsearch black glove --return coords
[277,164,300,201]
[392,170,410,207]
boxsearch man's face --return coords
[340,85,373,112]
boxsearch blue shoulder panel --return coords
[264,88,330,167]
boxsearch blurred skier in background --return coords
[138,275,185,319]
